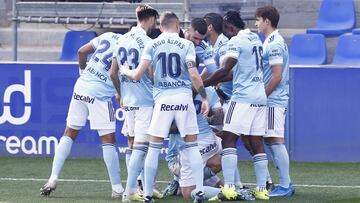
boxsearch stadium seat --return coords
[332,34,360,65]
[59,31,97,61]
[306,0,355,37]
[289,34,327,65]
[352,28,360,35]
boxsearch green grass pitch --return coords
[0,156,359,202]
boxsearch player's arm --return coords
[148,64,154,82]
[265,43,284,96]
[110,57,122,105]
[121,59,151,81]
[188,61,209,116]
[266,64,282,96]
[203,56,237,87]
[78,43,95,71]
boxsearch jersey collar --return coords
[160,32,179,38]
[213,33,228,49]
[131,26,147,35]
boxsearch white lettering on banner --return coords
[0,70,32,125]
[115,108,125,121]
[0,135,58,155]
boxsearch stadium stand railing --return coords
[58,31,97,61]
[306,0,356,37]
[14,1,186,25]
[289,34,327,65]
[332,34,360,65]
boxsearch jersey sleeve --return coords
[218,44,228,67]
[90,35,102,50]
[206,87,221,109]
[225,38,240,59]
[186,42,196,62]
[141,40,153,61]
[268,42,284,66]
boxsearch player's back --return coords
[115,27,153,107]
[228,29,266,105]
[262,30,289,107]
[77,32,122,101]
[144,32,195,100]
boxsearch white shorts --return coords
[121,116,130,137]
[223,101,266,136]
[265,107,287,138]
[148,93,199,138]
[179,133,222,187]
[123,106,153,142]
[66,90,115,132]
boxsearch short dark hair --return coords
[160,11,179,28]
[223,10,245,30]
[191,18,208,35]
[136,5,159,22]
[204,13,223,34]
[255,6,280,28]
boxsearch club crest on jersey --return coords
[160,104,188,111]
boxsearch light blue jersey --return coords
[114,27,153,107]
[226,29,266,105]
[194,87,221,139]
[262,30,290,107]
[212,34,233,100]
[195,40,217,74]
[142,32,196,100]
[76,32,122,101]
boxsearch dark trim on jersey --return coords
[198,41,207,50]
[268,107,274,130]
[108,101,115,122]
[225,101,236,124]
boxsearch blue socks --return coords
[144,142,162,197]
[268,144,291,188]
[221,148,237,187]
[182,141,204,193]
[125,144,148,194]
[125,148,132,172]
[253,153,268,190]
[102,143,122,193]
[49,135,73,182]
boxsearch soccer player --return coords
[203,13,232,108]
[109,5,159,202]
[255,6,295,197]
[40,32,123,198]
[202,12,255,201]
[204,10,270,200]
[121,11,209,203]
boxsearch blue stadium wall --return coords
[0,62,359,162]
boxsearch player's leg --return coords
[247,105,269,200]
[179,149,220,201]
[265,107,294,197]
[90,99,123,197]
[143,97,174,202]
[40,91,87,197]
[124,107,153,201]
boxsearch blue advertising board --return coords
[1,63,360,162]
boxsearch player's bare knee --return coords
[184,134,197,142]
[64,126,79,140]
[249,137,265,154]
[100,133,116,144]
[221,131,238,148]
[150,136,164,143]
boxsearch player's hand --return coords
[201,97,210,117]
[115,94,123,108]
[120,61,130,75]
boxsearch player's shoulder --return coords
[99,32,122,41]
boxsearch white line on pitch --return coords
[1,177,360,189]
